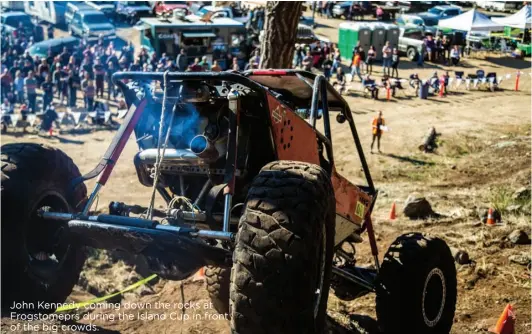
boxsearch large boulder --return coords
[513,187,531,201]
[402,194,435,219]
[507,229,530,245]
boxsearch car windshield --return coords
[163,1,187,4]
[423,17,438,26]
[410,18,424,25]
[5,15,32,27]
[428,8,443,15]
[125,1,148,6]
[83,13,108,24]
[198,7,212,15]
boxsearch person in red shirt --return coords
[187,58,203,72]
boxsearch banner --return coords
[498,77,504,84]
[465,78,471,89]
[473,79,479,88]
[448,77,454,86]
[104,111,111,123]
[480,78,486,84]
[455,78,462,88]
[117,109,129,119]
[88,112,97,118]
[488,77,494,84]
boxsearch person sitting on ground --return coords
[450,45,460,66]
[302,50,313,72]
[188,58,203,72]
[333,67,346,95]
[211,60,222,72]
[381,75,397,97]
[40,103,58,134]
[91,101,112,125]
[362,74,378,100]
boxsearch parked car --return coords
[332,1,353,18]
[426,5,462,19]
[398,27,426,60]
[116,1,153,24]
[475,1,520,13]
[392,1,447,13]
[68,10,116,41]
[65,2,94,26]
[27,36,80,59]
[87,1,116,19]
[396,13,439,34]
[190,5,248,24]
[0,11,44,42]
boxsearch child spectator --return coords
[84,80,95,111]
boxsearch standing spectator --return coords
[211,60,222,72]
[81,55,93,78]
[382,41,392,76]
[249,50,260,69]
[293,44,304,68]
[370,111,385,154]
[58,67,69,105]
[417,41,426,68]
[106,61,117,101]
[332,48,341,72]
[14,71,24,104]
[59,47,70,66]
[442,36,451,64]
[67,56,76,72]
[1,68,12,99]
[376,6,384,20]
[322,54,333,81]
[426,35,435,62]
[366,45,376,74]
[67,69,80,107]
[302,51,313,72]
[107,51,119,69]
[52,62,63,98]
[41,75,54,110]
[129,59,141,71]
[358,46,366,74]
[84,80,95,111]
[37,59,50,84]
[350,51,363,82]
[22,60,33,77]
[176,49,188,72]
[81,72,90,109]
[47,25,54,39]
[391,48,400,78]
[24,71,38,112]
[46,49,54,68]
[93,59,105,98]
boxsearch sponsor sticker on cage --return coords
[355,201,365,219]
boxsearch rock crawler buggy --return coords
[1,70,457,333]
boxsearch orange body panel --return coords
[266,92,372,227]
[266,93,320,165]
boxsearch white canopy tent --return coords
[438,9,505,32]
[492,5,531,29]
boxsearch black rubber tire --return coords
[375,233,457,334]
[205,265,231,316]
[407,47,418,61]
[230,161,335,334]
[1,143,87,312]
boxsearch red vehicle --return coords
[2,70,457,334]
[153,1,188,17]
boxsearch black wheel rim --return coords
[25,191,71,284]
[422,267,446,328]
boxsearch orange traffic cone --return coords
[490,304,515,334]
[486,208,496,226]
[439,82,445,97]
[386,87,391,101]
[389,202,396,220]
[193,266,206,281]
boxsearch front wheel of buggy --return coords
[1,143,87,312]
[230,161,335,334]
[375,233,457,334]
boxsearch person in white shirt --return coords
[382,41,392,76]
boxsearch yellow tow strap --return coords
[54,274,158,313]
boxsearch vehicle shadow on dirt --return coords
[382,153,435,166]
[327,314,380,333]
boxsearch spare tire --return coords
[1,143,87,312]
[230,161,335,334]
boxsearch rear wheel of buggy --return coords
[205,265,231,316]
[1,143,87,312]
[375,233,457,334]
[230,161,335,334]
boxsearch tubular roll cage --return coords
[41,70,379,271]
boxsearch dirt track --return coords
[2,14,531,334]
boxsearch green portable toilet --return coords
[381,23,400,50]
[369,23,386,61]
[338,22,371,62]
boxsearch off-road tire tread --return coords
[205,265,231,315]
[230,161,335,334]
[1,143,87,312]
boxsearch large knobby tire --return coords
[230,161,335,334]
[1,143,87,312]
[205,265,231,316]
[376,233,457,334]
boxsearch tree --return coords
[259,1,303,69]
